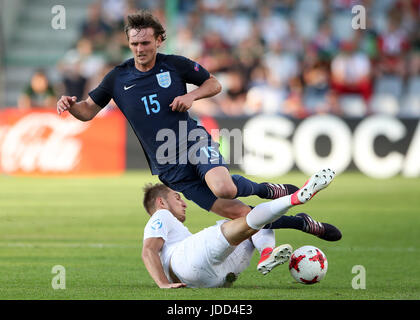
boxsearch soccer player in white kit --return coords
[142,169,335,288]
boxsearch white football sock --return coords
[251,229,275,254]
[246,195,292,230]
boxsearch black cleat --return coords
[296,212,342,241]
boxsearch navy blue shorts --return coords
[158,141,228,211]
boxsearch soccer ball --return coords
[289,245,328,284]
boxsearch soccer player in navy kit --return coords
[57,11,341,273]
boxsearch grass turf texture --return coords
[0,170,419,300]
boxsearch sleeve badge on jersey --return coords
[156,71,171,88]
[151,219,163,230]
[194,62,200,71]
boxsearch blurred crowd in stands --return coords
[19,0,420,118]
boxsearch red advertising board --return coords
[0,108,126,175]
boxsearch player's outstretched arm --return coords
[170,74,221,112]
[142,237,186,289]
[57,96,102,121]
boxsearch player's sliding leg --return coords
[220,167,335,247]
[248,198,303,274]
[210,199,280,270]
[246,168,336,231]
[250,229,292,275]
[291,168,336,205]
[216,169,336,275]
[251,229,275,253]
[256,244,293,275]
[251,229,293,275]
[245,168,336,274]
[256,211,342,275]
[257,169,339,241]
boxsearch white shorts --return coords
[170,223,255,288]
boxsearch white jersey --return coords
[143,209,192,281]
[143,210,255,288]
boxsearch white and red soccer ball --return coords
[289,245,328,284]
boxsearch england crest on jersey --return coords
[156,71,171,88]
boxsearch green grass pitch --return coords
[0,170,419,300]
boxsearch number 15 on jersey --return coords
[141,94,160,115]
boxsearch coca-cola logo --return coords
[0,113,89,173]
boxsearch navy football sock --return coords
[263,215,305,231]
[231,174,268,198]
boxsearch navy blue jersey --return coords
[89,53,211,175]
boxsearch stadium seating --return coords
[374,75,404,98]
[407,76,420,95]
[370,93,400,115]
[1,0,419,118]
[399,94,420,117]
[3,0,94,106]
[339,94,367,117]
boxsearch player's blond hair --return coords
[142,183,170,215]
